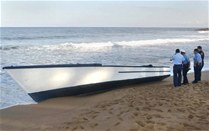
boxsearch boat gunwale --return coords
[2,64,170,69]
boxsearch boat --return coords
[3,64,170,102]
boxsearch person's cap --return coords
[197,46,202,49]
[175,49,180,53]
[181,50,186,53]
[194,48,198,52]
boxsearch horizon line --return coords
[0,26,208,28]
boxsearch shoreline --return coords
[0,71,209,130]
[1,69,208,110]
[1,70,209,110]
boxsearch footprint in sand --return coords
[158,103,163,106]
[109,111,114,114]
[118,117,123,121]
[91,123,98,128]
[64,122,72,125]
[72,126,78,131]
[142,107,151,111]
[153,114,164,118]
[146,120,155,124]
[196,115,206,119]
[146,115,152,120]
[129,104,134,108]
[135,107,140,111]
[106,116,111,120]
[136,121,145,127]
[64,126,70,129]
[83,117,89,121]
[133,112,139,117]
[79,125,84,129]
[183,123,201,130]
[114,122,120,126]
[117,113,122,117]
[109,107,114,111]
[129,129,138,131]
[188,114,194,119]
[125,109,130,113]
[157,122,166,126]
[101,106,107,111]
[91,115,97,119]
[118,111,125,116]
[167,109,172,112]
[154,109,163,112]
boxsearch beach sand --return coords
[0,71,209,131]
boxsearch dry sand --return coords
[0,71,209,131]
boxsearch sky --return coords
[1,0,208,27]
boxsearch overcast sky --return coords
[1,0,208,27]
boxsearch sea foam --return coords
[22,37,208,52]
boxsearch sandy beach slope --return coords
[0,71,209,131]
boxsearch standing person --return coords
[192,49,202,83]
[197,46,204,81]
[181,50,190,84]
[171,49,185,87]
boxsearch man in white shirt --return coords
[171,49,185,87]
[181,50,190,84]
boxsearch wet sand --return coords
[0,71,209,131]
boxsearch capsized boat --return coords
[3,64,170,102]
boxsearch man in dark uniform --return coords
[192,49,202,83]
[197,46,204,81]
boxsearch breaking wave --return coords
[198,31,209,34]
[1,37,208,51]
[29,37,208,51]
[0,46,19,50]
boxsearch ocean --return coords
[0,27,208,109]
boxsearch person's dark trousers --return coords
[198,62,204,81]
[182,64,189,84]
[194,65,201,82]
[173,65,182,87]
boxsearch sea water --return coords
[0,27,208,109]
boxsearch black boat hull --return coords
[29,75,169,102]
